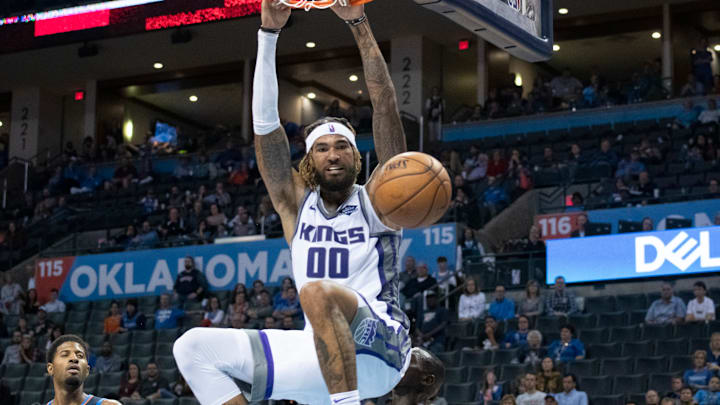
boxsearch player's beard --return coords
[64,375,82,390]
[315,164,357,192]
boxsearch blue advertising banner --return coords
[37,223,457,302]
[547,226,720,284]
[587,199,719,233]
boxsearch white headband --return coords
[305,123,357,154]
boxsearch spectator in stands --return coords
[139,189,159,214]
[661,397,677,405]
[630,171,657,201]
[668,376,685,399]
[476,370,503,403]
[478,315,504,350]
[694,376,720,405]
[225,290,249,326]
[415,290,449,353]
[686,281,716,322]
[545,276,578,317]
[537,358,563,394]
[517,373,546,405]
[708,332,720,370]
[676,99,701,128]
[133,220,160,249]
[458,278,486,321]
[170,374,194,398]
[610,177,632,205]
[120,298,145,332]
[115,224,137,248]
[206,203,228,236]
[229,312,248,329]
[692,38,714,91]
[273,286,301,322]
[487,150,509,178]
[273,277,295,304]
[32,308,52,336]
[215,140,243,171]
[646,282,687,325]
[399,256,416,292]
[642,217,654,231]
[550,68,583,107]
[139,361,170,400]
[202,296,225,327]
[450,188,479,227]
[490,285,516,321]
[645,390,660,405]
[247,290,274,328]
[679,386,697,405]
[435,256,457,294]
[173,157,193,180]
[518,330,546,368]
[0,273,23,315]
[554,374,588,405]
[249,279,266,305]
[699,99,720,124]
[1,330,22,364]
[112,158,138,189]
[536,147,559,171]
[685,350,714,390]
[257,195,281,235]
[483,176,510,220]
[95,340,123,374]
[204,182,232,209]
[570,214,588,238]
[15,317,31,336]
[159,207,186,239]
[568,144,586,168]
[681,74,706,97]
[401,261,437,300]
[695,135,717,162]
[616,150,646,178]
[173,256,207,304]
[227,206,256,236]
[457,228,485,271]
[504,315,531,348]
[503,394,518,405]
[507,149,533,199]
[194,220,212,244]
[565,193,584,213]
[263,316,276,329]
[194,152,218,180]
[591,139,619,170]
[155,293,185,329]
[40,288,66,313]
[185,200,205,232]
[103,300,122,335]
[518,280,544,319]
[547,325,585,363]
[426,87,446,142]
[70,165,103,194]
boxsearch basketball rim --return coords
[278,0,373,10]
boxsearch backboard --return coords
[414,0,553,62]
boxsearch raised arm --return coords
[332,4,407,165]
[253,0,305,243]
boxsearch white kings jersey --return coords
[291,184,410,333]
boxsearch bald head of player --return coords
[299,117,363,192]
[391,347,445,404]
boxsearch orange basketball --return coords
[369,152,452,229]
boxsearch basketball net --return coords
[278,0,346,11]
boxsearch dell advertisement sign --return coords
[547,226,720,284]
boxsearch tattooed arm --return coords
[333,4,407,165]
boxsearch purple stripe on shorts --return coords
[258,330,274,400]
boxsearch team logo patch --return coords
[329,124,336,133]
[340,205,357,216]
[309,205,316,211]
[353,318,379,347]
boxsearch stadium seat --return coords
[460,350,491,367]
[648,373,676,391]
[536,316,564,334]
[130,356,153,370]
[469,366,496,383]
[161,368,178,383]
[447,322,474,339]
[27,362,48,377]
[492,349,517,365]
[67,311,88,323]
[500,364,525,382]
[668,355,693,373]
[615,294,648,312]
[621,341,654,358]
[110,332,131,346]
[591,394,624,405]
[84,373,100,392]
[4,376,24,393]
[580,376,612,397]
[123,400,151,405]
[445,367,468,384]
[444,383,476,402]
[132,330,156,345]
[438,351,461,366]
[64,322,86,336]
[131,343,155,358]
[598,312,628,328]
[569,314,597,330]
[590,343,622,359]
[629,310,647,325]
[454,336,478,350]
[156,342,174,357]
[89,310,107,322]
[655,339,688,356]
[674,322,706,339]
[4,363,29,378]
[99,371,123,387]
[690,338,709,353]
[113,344,130,358]
[22,376,46,392]
[156,356,177,370]
[85,334,105,348]
[613,374,647,394]
[635,357,668,374]
[178,398,200,405]
[93,300,112,311]
[579,328,608,345]
[152,399,177,405]
[69,301,91,312]
[157,328,180,342]
[609,326,638,342]
[641,324,674,341]
[600,357,634,375]
[18,390,44,405]
[566,359,598,377]
[584,297,616,314]
[48,312,66,325]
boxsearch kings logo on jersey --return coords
[353,318,379,347]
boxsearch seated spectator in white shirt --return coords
[39,288,66,313]
[1,331,22,365]
[457,278,486,321]
[435,256,457,295]
[517,374,547,405]
[554,374,588,405]
[202,296,225,327]
[0,273,23,315]
[698,99,720,124]
[686,281,716,322]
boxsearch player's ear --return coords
[422,374,436,387]
[47,362,54,376]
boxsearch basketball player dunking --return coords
[45,335,121,405]
[173,1,444,405]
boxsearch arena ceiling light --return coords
[714,45,720,51]
[305,42,316,48]
[153,62,164,69]
[349,74,359,82]
[357,90,363,95]
[558,8,568,15]
[0,121,3,127]
[189,95,198,102]
[651,32,662,39]
[307,92,317,99]
[553,44,560,51]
